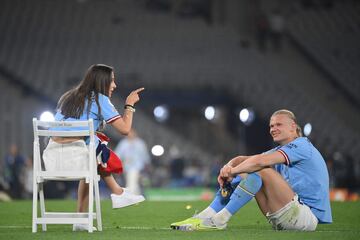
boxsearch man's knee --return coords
[257,168,280,181]
[256,168,293,193]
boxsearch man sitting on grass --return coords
[171,109,332,231]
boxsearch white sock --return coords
[197,207,217,219]
[212,208,232,225]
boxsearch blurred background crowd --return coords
[0,0,359,201]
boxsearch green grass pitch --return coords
[0,200,359,240]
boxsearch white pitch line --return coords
[0,225,169,230]
[0,225,357,233]
[107,226,170,230]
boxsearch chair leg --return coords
[32,180,38,233]
[39,183,47,231]
[94,177,102,231]
[88,179,94,233]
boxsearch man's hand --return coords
[220,165,233,178]
[217,174,226,188]
[217,165,234,188]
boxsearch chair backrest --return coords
[33,118,95,138]
[32,118,96,176]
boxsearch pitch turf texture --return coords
[0,200,359,240]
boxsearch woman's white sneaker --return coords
[72,223,97,231]
[111,191,145,209]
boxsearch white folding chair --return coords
[32,118,102,233]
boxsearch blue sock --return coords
[209,175,242,212]
[225,173,262,215]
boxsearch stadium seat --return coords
[31,118,102,233]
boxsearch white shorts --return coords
[43,139,89,171]
[266,195,318,231]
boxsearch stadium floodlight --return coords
[239,108,249,122]
[204,106,215,121]
[303,123,312,136]
[40,111,55,121]
[239,108,255,125]
[153,105,169,122]
[151,145,164,156]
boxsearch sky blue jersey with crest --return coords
[267,137,332,223]
[53,93,121,144]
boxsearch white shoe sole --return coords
[73,224,97,231]
[112,195,145,209]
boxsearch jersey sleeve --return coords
[98,94,121,123]
[277,138,310,166]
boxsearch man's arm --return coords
[217,155,250,187]
[222,151,286,177]
[226,155,250,167]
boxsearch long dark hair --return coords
[57,64,114,119]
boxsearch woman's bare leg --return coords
[76,172,124,212]
[100,172,123,195]
[77,180,89,212]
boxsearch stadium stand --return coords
[287,0,360,105]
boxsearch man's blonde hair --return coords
[271,109,303,137]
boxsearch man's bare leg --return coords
[255,168,294,215]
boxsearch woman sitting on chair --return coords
[43,64,145,231]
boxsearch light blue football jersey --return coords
[271,137,332,223]
[53,93,120,144]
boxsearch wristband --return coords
[124,104,135,112]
